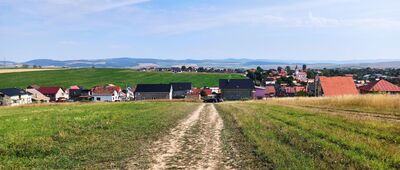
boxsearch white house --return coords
[0,88,32,106]
[92,85,122,102]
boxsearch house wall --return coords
[221,89,253,100]
[93,95,114,102]
[172,90,190,99]
[135,92,171,100]
[254,88,266,99]
[27,89,50,103]
[93,91,120,102]
[7,95,32,106]
[55,89,69,101]
[0,95,9,106]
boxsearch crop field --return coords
[0,68,244,89]
[0,69,61,74]
[216,96,400,169]
[0,102,199,169]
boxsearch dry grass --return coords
[0,68,61,74]
[267,95,400,115]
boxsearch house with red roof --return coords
[314,76,359,97]
[37,87,68,102]
[265,85,276,97]
[92,84,122,102]
[359,79,400,94]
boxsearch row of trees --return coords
[246,65,308,86]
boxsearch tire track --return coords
[126,104,233,170]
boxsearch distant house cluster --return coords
[247,65,400,99]
[1,72,399,107]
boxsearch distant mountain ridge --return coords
[2,58,400,69]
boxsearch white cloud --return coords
[150,2,400,34]
[3,0,150,17]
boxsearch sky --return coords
[1,0,400,62]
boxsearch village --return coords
[1,66,399,107]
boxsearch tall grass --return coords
[269,95,400,115]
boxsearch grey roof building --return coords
[219,79,254,100]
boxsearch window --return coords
[97,97,101,101]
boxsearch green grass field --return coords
[0,102,199,169]
[216,100,400,169]
[0,68,244,89]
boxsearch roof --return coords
[219,79,254,89]
[27,84,40,89]
[255,86,266,90]
[190,88,202,95]
[171,82,192,91]
[202,89,213,96]
[135,84,171,93]
[38,87,63,95]
[92,85,121,95]
[319,76,358,96]
[0,88,28,96]
[359,79,400,92]
[69,85,81,90]
[266,86,276,94]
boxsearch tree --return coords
[277,66,283,72]
[285,66,291,72]
[181,66,187,72]
[307,70,316,79]
[256,66,264,73]
[302,64,307,71]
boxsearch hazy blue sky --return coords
[1,0,400,62]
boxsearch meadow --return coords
[216,96,400,169]
[0,102,199,169]
[0,68,244,89]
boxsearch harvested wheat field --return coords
[0,69,60,74]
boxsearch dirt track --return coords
[126,104,234,169]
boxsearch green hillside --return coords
[0,68,245,89]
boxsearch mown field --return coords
[0,68,244,89]
[216,95,400,169]
[0,102,199,169]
